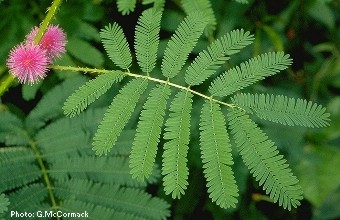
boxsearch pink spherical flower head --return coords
[7,43,49,84]
[26,24,67,59]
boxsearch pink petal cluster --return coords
[7,43,49,84]
[26,25,67,59]
[7,25,67,84]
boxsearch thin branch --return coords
[51,65,235,108]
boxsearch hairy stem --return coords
[29,140,60,220]
[51,65,235,108]
[34,0,63,44]
[0,0,63,97]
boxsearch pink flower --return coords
[26,24,67,59]
[7,43,49,84]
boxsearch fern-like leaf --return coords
[185,29,254,86]
[161,12,207,78]
[181,0,216,35]
[92,79,148,156]
[130,85,171,181]
[232,93,331,128]
[0,111,29,146]
[117,0,136,15]
[209,52,292,97]
[135,8,162,74]
[63,71,125,117]
[162,91,193,198]
[228,108,303,210]
[50,155,156,187]
[100,23,132,69]
[199,101,238,208]
[59,199,144,220]
[55,179,170,220]
[6,183,47,213]
[0,148,40,192]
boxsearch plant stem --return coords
[0,0,63,97]
[34,0,63,44]
[29,140,60,220]
[33,2,63,217]
[0,74,15,97]
[51,65,235,108]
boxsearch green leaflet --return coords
[63,71,125,117]
[185,29,254,86]
[232,93,331,128]
[130,85,171,181]
[161,12,208,78]
[135,9,162,74]
[162,91,193,198]
[227,108,303,210]
[100,23,132,70]
[116,0,136,15]
[92,79,148,156]
[181,0,216,35]
[199,101,238,208]
[209,52,292,97]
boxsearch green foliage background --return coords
[0,0,339,219]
